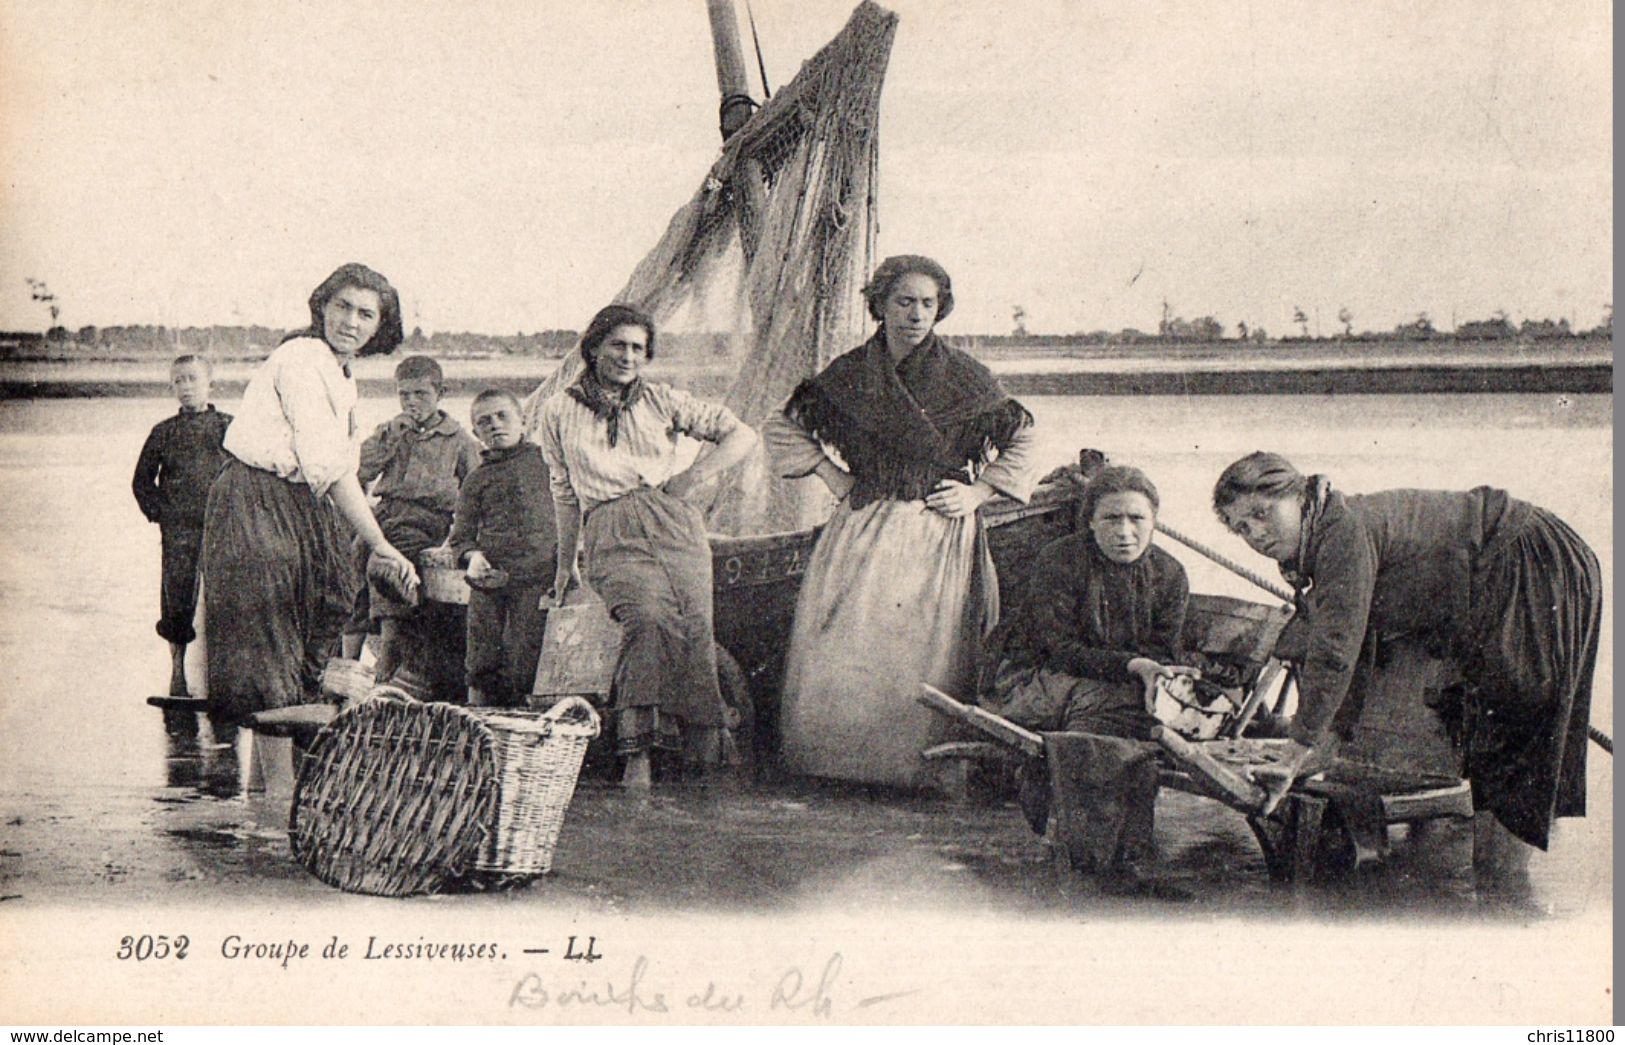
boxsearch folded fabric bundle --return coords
[1040,731,1162,874]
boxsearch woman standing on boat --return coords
[765,255,1037,787]
[537,304,758,789]
[1211,451,1600,854]
[202,263,416,725]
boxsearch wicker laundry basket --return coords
[289,697,599,896]
[466,698,601,876]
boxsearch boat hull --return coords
[706,483,1081,757]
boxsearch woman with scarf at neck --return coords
[1212,451,1600,859]
[202,263,416,725]
[763,255,1037,788]
[535,304,758,790]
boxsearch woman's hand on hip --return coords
[815,459,855,502]
[926,479,994,518]
[661,469,706,505]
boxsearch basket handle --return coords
[365,684,421,705]
[544,695,602,738]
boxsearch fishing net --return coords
[521,1,898,534]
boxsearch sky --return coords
[0,0,1612,337]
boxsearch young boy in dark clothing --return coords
[132,354,232,695]
[445,389,558,707]
[340,355,482,682]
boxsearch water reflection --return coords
[0,393,1605,916]
[161,711,242,799]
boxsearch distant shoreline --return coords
[1,361,1609,400]
[0,334,1612,399]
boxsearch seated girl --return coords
[982,464,1198,898]
[986,464,1195,737]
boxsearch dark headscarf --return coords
[568,304,656,447]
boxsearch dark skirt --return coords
[1460,507,1601,850]
[201,459,356,724]
[583,488,728,762]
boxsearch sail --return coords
[523,1,898,534]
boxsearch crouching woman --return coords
[1211,451,1601,856]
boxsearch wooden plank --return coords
[1156,767,1209,798]
[712,537,816,590]
[532,591,622,698]
[246,704,337,739]
[916,685,1044,759]
[1228,659,1285,738]
[1380,782,1474,822]
[1152,726,1268,812]
[1288,794,1329,882]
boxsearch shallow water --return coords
[0,390,1610,920]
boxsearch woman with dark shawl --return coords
[202,263,416,725]
[1212,451,1601,854]
[764,255,1037,787]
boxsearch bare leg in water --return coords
[622,751,652,790]
[168,642,189,696]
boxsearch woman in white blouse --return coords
[536,304,758,789]
[201,263,417,724]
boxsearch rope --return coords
[1154,520,1294,603]
[746,0,772,97]
[1589,726,1613,754]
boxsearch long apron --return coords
[778,497,997,787]
[201,458,356,724]
[583,487,728,761]
[1460,507,1602,850]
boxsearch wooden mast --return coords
[704,0,768,258]
[706,0,756,140]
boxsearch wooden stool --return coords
[1243,777,1473,882]
[1155,736,1474,883]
